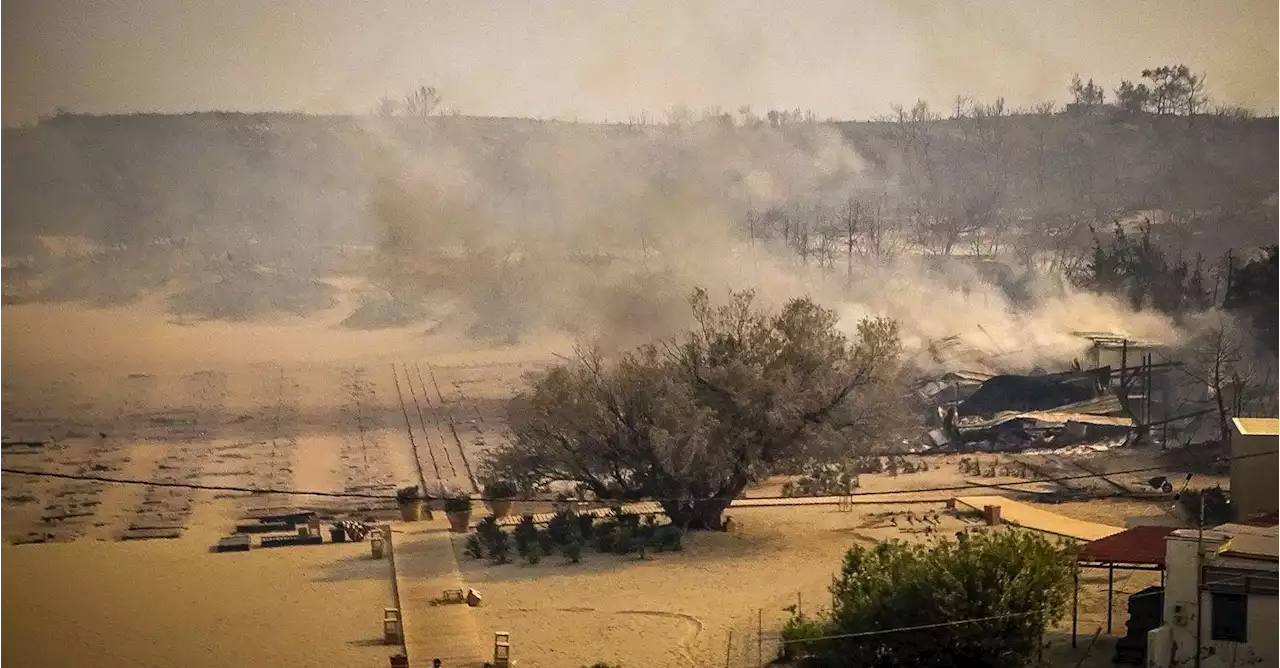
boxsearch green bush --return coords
[779,612,829,661]
[464,534,485,559]
[800,530,1074,667]
[1179,485,1232,525]
[654,525,683,551]
[537,528,556,556]
[594,521,617,552]
[565,538,583,563]
[548,509,575,545]
[525,549,542,565]
[577,513,595,539]
[477,516,500,540]
[514,514,538,555]
[488,530,511,564]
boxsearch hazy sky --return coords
[4,0,1276,125]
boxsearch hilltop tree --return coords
[1114,79,1151,114]
[1068,74,1106,108]
[782,530,1075,668]
[402,85,443,119]
[1112,66,1208,116]
[485,288,904,529]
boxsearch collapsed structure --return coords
[913,332,1172,452]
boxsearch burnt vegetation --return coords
[2,67,1274,332]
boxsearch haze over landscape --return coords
[4,0,1277,126]
[2,2,1277,668]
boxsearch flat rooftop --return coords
[1232,417,1280,437]
[1216,523,1280,562]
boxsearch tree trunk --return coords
[659,494,738,531]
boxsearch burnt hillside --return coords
[3,111,1275,257]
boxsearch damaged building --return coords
[915,332,1175,452]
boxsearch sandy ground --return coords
[1,497,399,668]
[1,303,1212,668]
[454,473,1179,668]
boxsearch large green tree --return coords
[484,288,903,529]
[783,530,1075,668]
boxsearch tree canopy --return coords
[483,288,904,529]
[782,530,1075,668]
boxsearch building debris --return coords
[910,331,1172,454]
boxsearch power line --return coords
[2,449,1271,503]
[774,608,1054,644]
[0,468,394,500]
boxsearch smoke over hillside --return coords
[361,118,1179,371]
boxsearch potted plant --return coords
[396,485,424,522]
[483,479,517,518]
[444,495,473,532]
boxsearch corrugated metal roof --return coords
[1077,525,1178,566]
[1232,417,1280,436]
[955,409,1134,433]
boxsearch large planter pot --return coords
[446,510,472,533]
[398,500,423,522]
[485,500,513,518]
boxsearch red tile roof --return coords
[1077,525,1178,567]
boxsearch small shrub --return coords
[582,663,624,668]
[655,525,683,551]
[525,549,542,565]
[610,532,629,554]
[514,514,538,555]
[779,612,828,661]
[635,521,656,549]
[548,509,574,545]
[1180,485,1233,525]
[488,531,511,564]
[477,516,500,541]
[577,513,595,539]
[537,528,556,556]
[396,485,421,503]
[564,538,583,563]
[464,534,485,559]
[594,524,617,553]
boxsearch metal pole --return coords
[1194,494,1205,668]
[1120,340,1128,391]
[725,629,733,668]
[1107,565,1114,634]
[1072,568,1079,647]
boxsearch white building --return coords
[1230,417,1279,520]
[1148,522,1278,667]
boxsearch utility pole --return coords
[1194,492,1205,668]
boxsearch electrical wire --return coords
[0,468,393,499]
[773,608,1054,644]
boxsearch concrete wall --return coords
[1150,531,1278,668]
[1230,431,1278,519]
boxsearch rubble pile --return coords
[910,335,1150,453]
